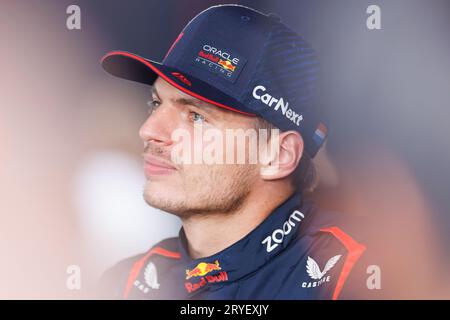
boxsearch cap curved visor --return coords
[101,51,256,116]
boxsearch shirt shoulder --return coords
[275,204,367,299]
[98,237,180,299]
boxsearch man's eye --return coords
[147,99,161,114]
[189,111,206,123]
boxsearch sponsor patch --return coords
[192,43,247,83]
[301,255,342,288]
[184,260,228,293]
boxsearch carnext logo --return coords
[252,85,303,126]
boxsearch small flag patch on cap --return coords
[312,122,327,146]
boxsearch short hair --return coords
[254,117,319,193]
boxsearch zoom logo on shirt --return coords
[262,210,304,253]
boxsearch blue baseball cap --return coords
[101,4,328,157]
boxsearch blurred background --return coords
[1,0,449,298]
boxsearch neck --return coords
[181,184,295,259]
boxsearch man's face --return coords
[140,77,262,217]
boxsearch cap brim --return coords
[101,51,256,116]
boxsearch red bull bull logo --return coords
[218,59,236,72]
[185,260,221,279]
[184,260,228,293]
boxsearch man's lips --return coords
[143,154,177,176]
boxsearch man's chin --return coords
[143,182,187,216]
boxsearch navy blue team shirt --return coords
[101,192,367,299]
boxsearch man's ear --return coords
[260,130,304,180]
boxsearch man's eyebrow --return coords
[173,97,217,115]
[151,85,217,115]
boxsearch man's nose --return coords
[139,104,177,146]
